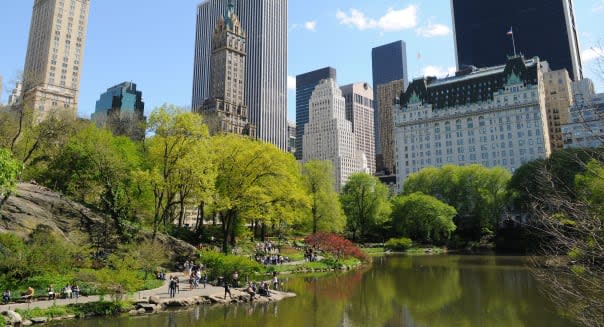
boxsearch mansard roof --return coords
[401,56,541,109]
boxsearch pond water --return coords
[58,255,577,327]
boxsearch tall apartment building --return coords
[192,0,287,149]
[341,83,376,173]
[22,0,90,121]
[377,79,405,175]
[563,79,604,148]
[92,82,146,140]
[8,81,23,106]
[543,69,574,150]
[303,79,366,191]
[451,0,582,81]
[372,41,408,159]
[195,1,255,137]
[287,121,296,154]
[295,67,337,159]
[394,56,552,189]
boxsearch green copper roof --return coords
[224,0,235,29]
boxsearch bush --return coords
[305,232,367,261]
[385,237,413,251]
[199,250,262,282]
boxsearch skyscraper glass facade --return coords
[372,41,408,156]
[451,0,582,81]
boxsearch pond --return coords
[58,255,577,327]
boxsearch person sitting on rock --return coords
[2,289,10,304]
[47,285,55,300]
[245,283,255,301]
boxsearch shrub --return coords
[199,250,262,282]
[385,237,413,251]
[304,232,367,261]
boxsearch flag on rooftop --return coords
[506,27,513,36]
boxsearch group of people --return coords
[1,284,80,305]
[184,260,208,290]
[304,248,318,262]
[255,254,290,266]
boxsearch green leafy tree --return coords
[0,148,22,209]
[43,125,142,239]
[211,134,309,252]
[391,192,457,243]
[341,173,391,241]
[301,160,345,233]
[404,164,511,240]
[139,105,213,236]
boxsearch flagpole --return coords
[512,32,517,57]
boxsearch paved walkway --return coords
[0,273,224,312]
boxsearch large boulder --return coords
[1,310,22,325]
[0,183,197,261]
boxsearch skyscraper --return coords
[544,69,574,150]
[92,82,145,140]
[372,41,408,161]
[8,81,23,106]
[341,83,376,173]
[295,67,337,159]
[377,79,405,175]
[451,0,582,81]
[195,1,255,137]
[22,0,90,121]
[192,0,287,150]
[303,79,366,191]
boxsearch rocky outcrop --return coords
[0,183,197,261]
[1,310,22,325]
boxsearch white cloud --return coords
[336,6,418,32]
[582,47,604,62]
[287,75,296,91]
[423,66,457,78]
[304,20,317,31]
[593,0,604,12]
[416,23,451,38]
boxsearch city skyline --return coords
[1,1,603,121]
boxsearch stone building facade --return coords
[341,83,376,174]
[22,0,90,121]
[394,56,552,189]
[303,79,366,191]
[195,1,255,137]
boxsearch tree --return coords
[43,125,142,240]
[404,164,511,240]
[391,192,457,244]
[341,173,391,241]
[0,148,22,209]
[211,134,309,253]
[301,160,345,233]
[139,105,213,236]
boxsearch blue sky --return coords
[1,0,603,122]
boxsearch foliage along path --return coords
[0,273,224,312]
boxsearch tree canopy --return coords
[341,173,391,241]
[301,160,345,233]
[391,192,457,244]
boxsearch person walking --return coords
[2,289,10,304]
[272,273,279,291]
[224,281,232,300]
[168,277,177,298]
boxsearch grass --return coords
[15,301,133,320]
[405,247,447,255]
[362,247,386,256]
[264,257,362,274]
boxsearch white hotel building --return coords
[303,79,367,191]
[394,56,553,189]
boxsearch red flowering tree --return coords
[305,232,367,261]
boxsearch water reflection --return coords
[59,255,576,327]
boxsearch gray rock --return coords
[22,320,33,326]
[128,310,139,316]
[30,316,48,324]
[1,310,22,324]
[148,296,162,305]
[137,308,146,314]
